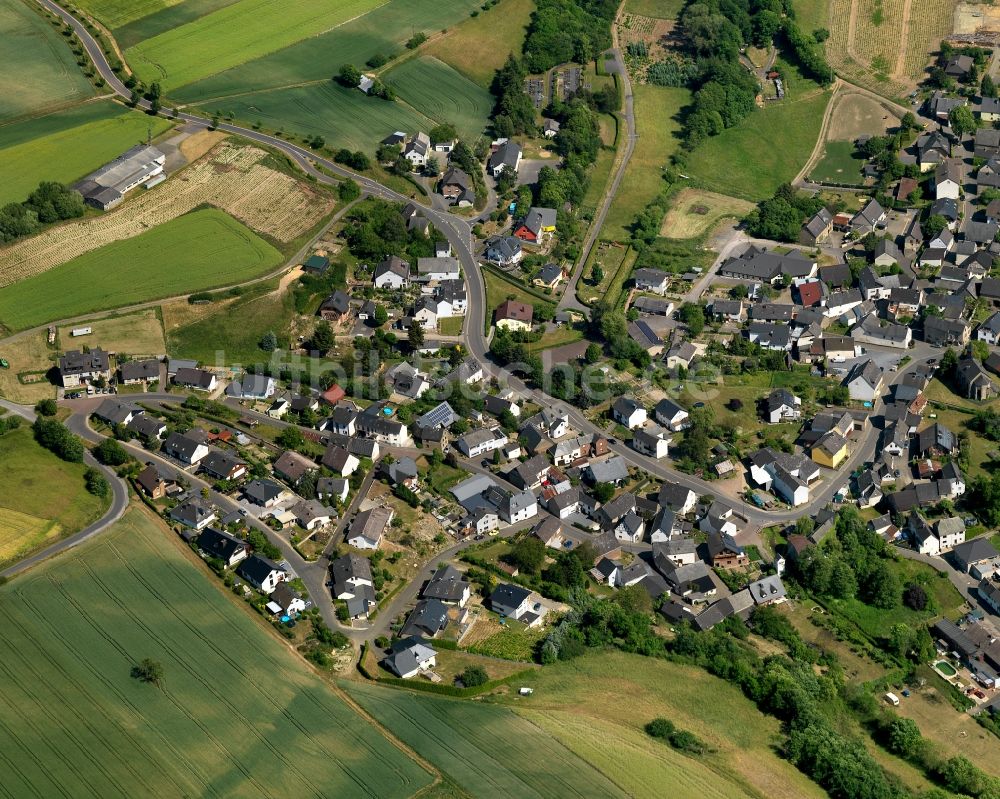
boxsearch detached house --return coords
[239,555,284,594]
[484,235,523,266]
[58,348,111,388]
[373,255,410,289]
[612,397,647,429]
[934,159,962,200]
[654,398,690,431]
[633,268,670,295]
[513,207,557,244]
[764,389,801,424]
[494,300,533,331]
[348,506,394,550]
[488,141,521,176]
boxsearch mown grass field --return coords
[193,81,434,154]
[424,0,534,88]
[685,61,831,201]
[792,0,830,39]
[0,100,174,205]
[0,209,282,332]
[0,506,434,796]
[0,0,95,122]
[57,309,166,358]
[497,652,830,799]
[127,0,384,90]
[346,681,630,799]
[601,84,689,241]
[660,188,754,238]
[0,426,107,567]
[385,56,493,141]
[811,140,864,184]
[624,0,685,18]
[111,0,242,49]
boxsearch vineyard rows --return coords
[901,0,957,80]
[0,143,333,289]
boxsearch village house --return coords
[494,299,533,331]
[59,348,111,388]
[347,506,394,550]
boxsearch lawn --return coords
[438,316,465,336]
[424,0,534,88]
[191,81,434,155]
[660,188,755,238]
[525,324,585,354]
[127,0,384,90]
[384,56,493,141]
[810,140,865,185]
[0,0,95,122]
[601,84,689,242]
[0,209,283,332]
[497,651,830,799]
[172,0,485,104]
[425,459,466,495]
[346,681,629,799]
[0,426,108,567]
[0,100,174,205]
[112,0,243,49]
[0,505,433,796]
[165,281,294,366]
[57,309,166,359]
[685,60,831,201]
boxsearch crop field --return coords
[0,209,282,332]
[0,101,174,206]
[0,506,434,797]
[72,0,187,28]
[424,0,535,88]
[601,84,689,242]
[501,651,829,799]
[127,0,384,90]
[811,140,865,184]
[0,426,107,566]
[0,141,332,286]
[385,56,492,140]
[346,682,629,798]
[660,189,754,238]
[174,0,485,103]
[0,0,95,122]
[57,309,166,358]
[193,82,434,154]
[112,0,255,49]
[685,61,831,201]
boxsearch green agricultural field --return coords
[346,682,629,799]
[0,426,108,567]
[791,0,830,40]
[0,209,282,332]
[192,81,434,154]
[810,140,864,185]
[0,100,173,205]
[112,0,242,49]
[172,0,485,104]
[424,0,535,88]
[624,0,685,18]
[0,0,94,122]
[127,0,383,91]
[0,506,434,796]
[684,61,831,201]
[384,56,492,141]
[600,84,689,241]
[500,652,829,799]
[72,0,184,28]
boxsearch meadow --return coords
[193,81,434,154]
[0,101,174,205]
[660,189,754,238]
[624,0,685,17]
[497,651,830,799]
[0,0,94,122]
[0,209,282,332]
[111,0,243,49]
[0,506,434,797]
[810,140,865,184]
[0,425,107,567]
[384,56,492,141]
[346,681,630,798]
[424,0,535,88]
[684,61,831,201]
[173,0,485,104]
[57,309,167,358]
[127,0,384,90]
[600,84,689,242]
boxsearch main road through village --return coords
[7,0,936,636]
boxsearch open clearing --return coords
[127,0,384,90]
[0,426,107,567]
[57,309,166,358]
[0,0,95,122]
[601,84,689,242]
[385,56,493,141]
[826,91,901,140]
[498,651,829,799]
[0,100,174,206]
[660,189,754,238]
[346,681,629,798]
[424,0,534,88]
[0,329,60,403]
[0,505,434,797]
[685,60,831,201]
[624,0,685,17]
[0,209,282,332]
[173,0,484,103]
[0,140,332,288]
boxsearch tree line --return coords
[0,182,85,245]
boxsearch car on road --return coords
[608,438,617,444]
[927,358,937,365]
